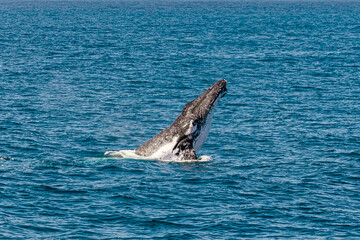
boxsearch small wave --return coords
[104,150,212,163]
[0,156,13,161]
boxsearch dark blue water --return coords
[1,0,360,238]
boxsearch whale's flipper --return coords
[133,79,227,160]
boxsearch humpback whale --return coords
[105,79,227,160]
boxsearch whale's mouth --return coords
[221,85,227,98]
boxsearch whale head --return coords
[181,79,227,120]
[170,79,227,159]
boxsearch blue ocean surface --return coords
[1,0,360,238]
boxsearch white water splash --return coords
[104,150,212,163]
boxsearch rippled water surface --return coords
[1,1,360,238]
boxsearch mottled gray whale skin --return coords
[134,79,227,160]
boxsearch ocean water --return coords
[1,0,360,238]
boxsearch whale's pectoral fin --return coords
[174,135,198,160]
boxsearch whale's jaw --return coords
[133,79,227,160]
